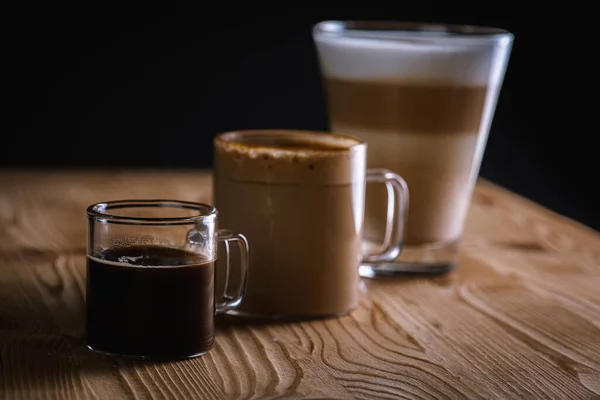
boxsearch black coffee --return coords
[86,245,215,360]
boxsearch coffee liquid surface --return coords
[231,134,355,152]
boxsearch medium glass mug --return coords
[313,21,513,276]
[213,129,408,320]
[85,200,248,361]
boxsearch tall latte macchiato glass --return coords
[313,21,513,276]
[213,130,408,320]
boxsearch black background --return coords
[5,6,598,231]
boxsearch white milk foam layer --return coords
[314,30,512,86]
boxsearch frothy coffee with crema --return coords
[213,130,366,318]
[314,26,511,246]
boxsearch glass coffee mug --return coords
[213,130,408,320]
[85,200,248,361]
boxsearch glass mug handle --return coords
[215,229,249,313]
[361,168,409,263]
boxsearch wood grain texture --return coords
[0,170,599,400]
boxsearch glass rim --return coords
[86,199,217,225]
[313,20,513,43]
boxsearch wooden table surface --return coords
[1,170,599,400]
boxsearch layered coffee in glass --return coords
[313,21,513,275]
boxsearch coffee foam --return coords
[214,131,366,185]
[314,30,512,86]
[215,131,360,162]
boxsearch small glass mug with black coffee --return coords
[85,200,248,361]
